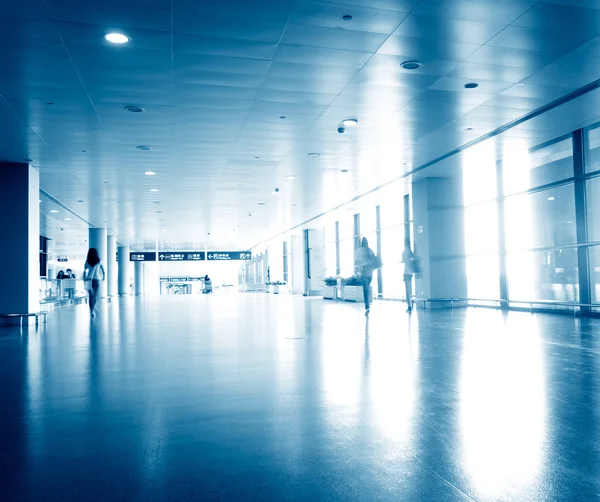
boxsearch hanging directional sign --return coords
[130,252,157,262]
[207,251,252,261]
[158,251,206,262]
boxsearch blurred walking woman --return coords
[83,248,105,317]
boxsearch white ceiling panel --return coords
[0,0,599,249]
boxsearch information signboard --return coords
[207,251,251,261]
[158,252,206,262]
[130,252,157,262]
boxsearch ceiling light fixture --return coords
[341,169,349,173]
[464,82,479,89]
[401,61,421,70]
[105,33,130,44]
[342,118,359,127]
[280,116,286,119]
[548,196,555,201]
[145,171,156,176]
[285,175,296,180]
[77,200,84,203]
[308,152,320,157]
[150,189,159,192]
[342,14,353,20]
[136,145,152,151]
[50,210,58,213]
[258,202,266,206]
[125,105,144,113]
[466,127,474,131]
[64,218,71,221]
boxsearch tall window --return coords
[503,137,576,303]
[462,144,500,299]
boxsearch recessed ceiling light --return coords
[46,102,54,106]
[77,200,84,203]
[105,33,129,44]
[285,175,296,180]
[341,169,349,173]
[342,118,359,127]
[81,149,86,153]
[50,210,58,213]
[342,14,353,20]
[64,217,71,221]
[548,196,555,201]
[255,156,260,159]
[401,61,421,70]
[280,116,286,119]
[145,171,156,176]
[150,189,159,192]
[136,145,152,151]
[38,199,42,203]
[258,202,266,206]
[124,105,144,113]
[308,153,320,157]
[464,82,479,89]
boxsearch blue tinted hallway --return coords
[1,295,599,501]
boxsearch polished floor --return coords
[1,294,600,501]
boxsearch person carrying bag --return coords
[354,237,382,316]
[83,248,106,318]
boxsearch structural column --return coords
[118,245,130,296]
[89,228,107,298]
[106,235,117,297]
[0,163,40,318]
[134,261,144,295]
[412,177,468,308]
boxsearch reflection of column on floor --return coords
[0,163,39,317]
[134,261,144,295]
[107,235,117,297]
[413,177,467,306]
[117,246,130,296]
[89,228,107,298]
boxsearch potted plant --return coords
[322,277,337,300]
[269,281,288,294]
[341,275,364,303]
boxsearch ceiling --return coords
[2,0,600,251]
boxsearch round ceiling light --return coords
[464,82,479,89]
[145,171,156,176]
[125,105,144,113]
[342,14,353,21]
[342,118,359,127]
[136,145,152,151]
[401,61,421,70]
[105,33,129,44]
[308,153,320,157]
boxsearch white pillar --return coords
[107,235,117,297]
[118,245,130,296]
[134,261,144,295]
[0,163,40,318]
[413,177,468,307]
[89,228,107,298]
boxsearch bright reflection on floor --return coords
[460,311,546,499]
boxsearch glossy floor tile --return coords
[1,294,600,501]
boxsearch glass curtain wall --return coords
[462,144,500,300]
[502,137,577,304]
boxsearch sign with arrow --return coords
[158,252,206,261]
[207,251,252,261]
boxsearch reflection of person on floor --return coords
[204,275,213,294]
[355,237,381,317]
